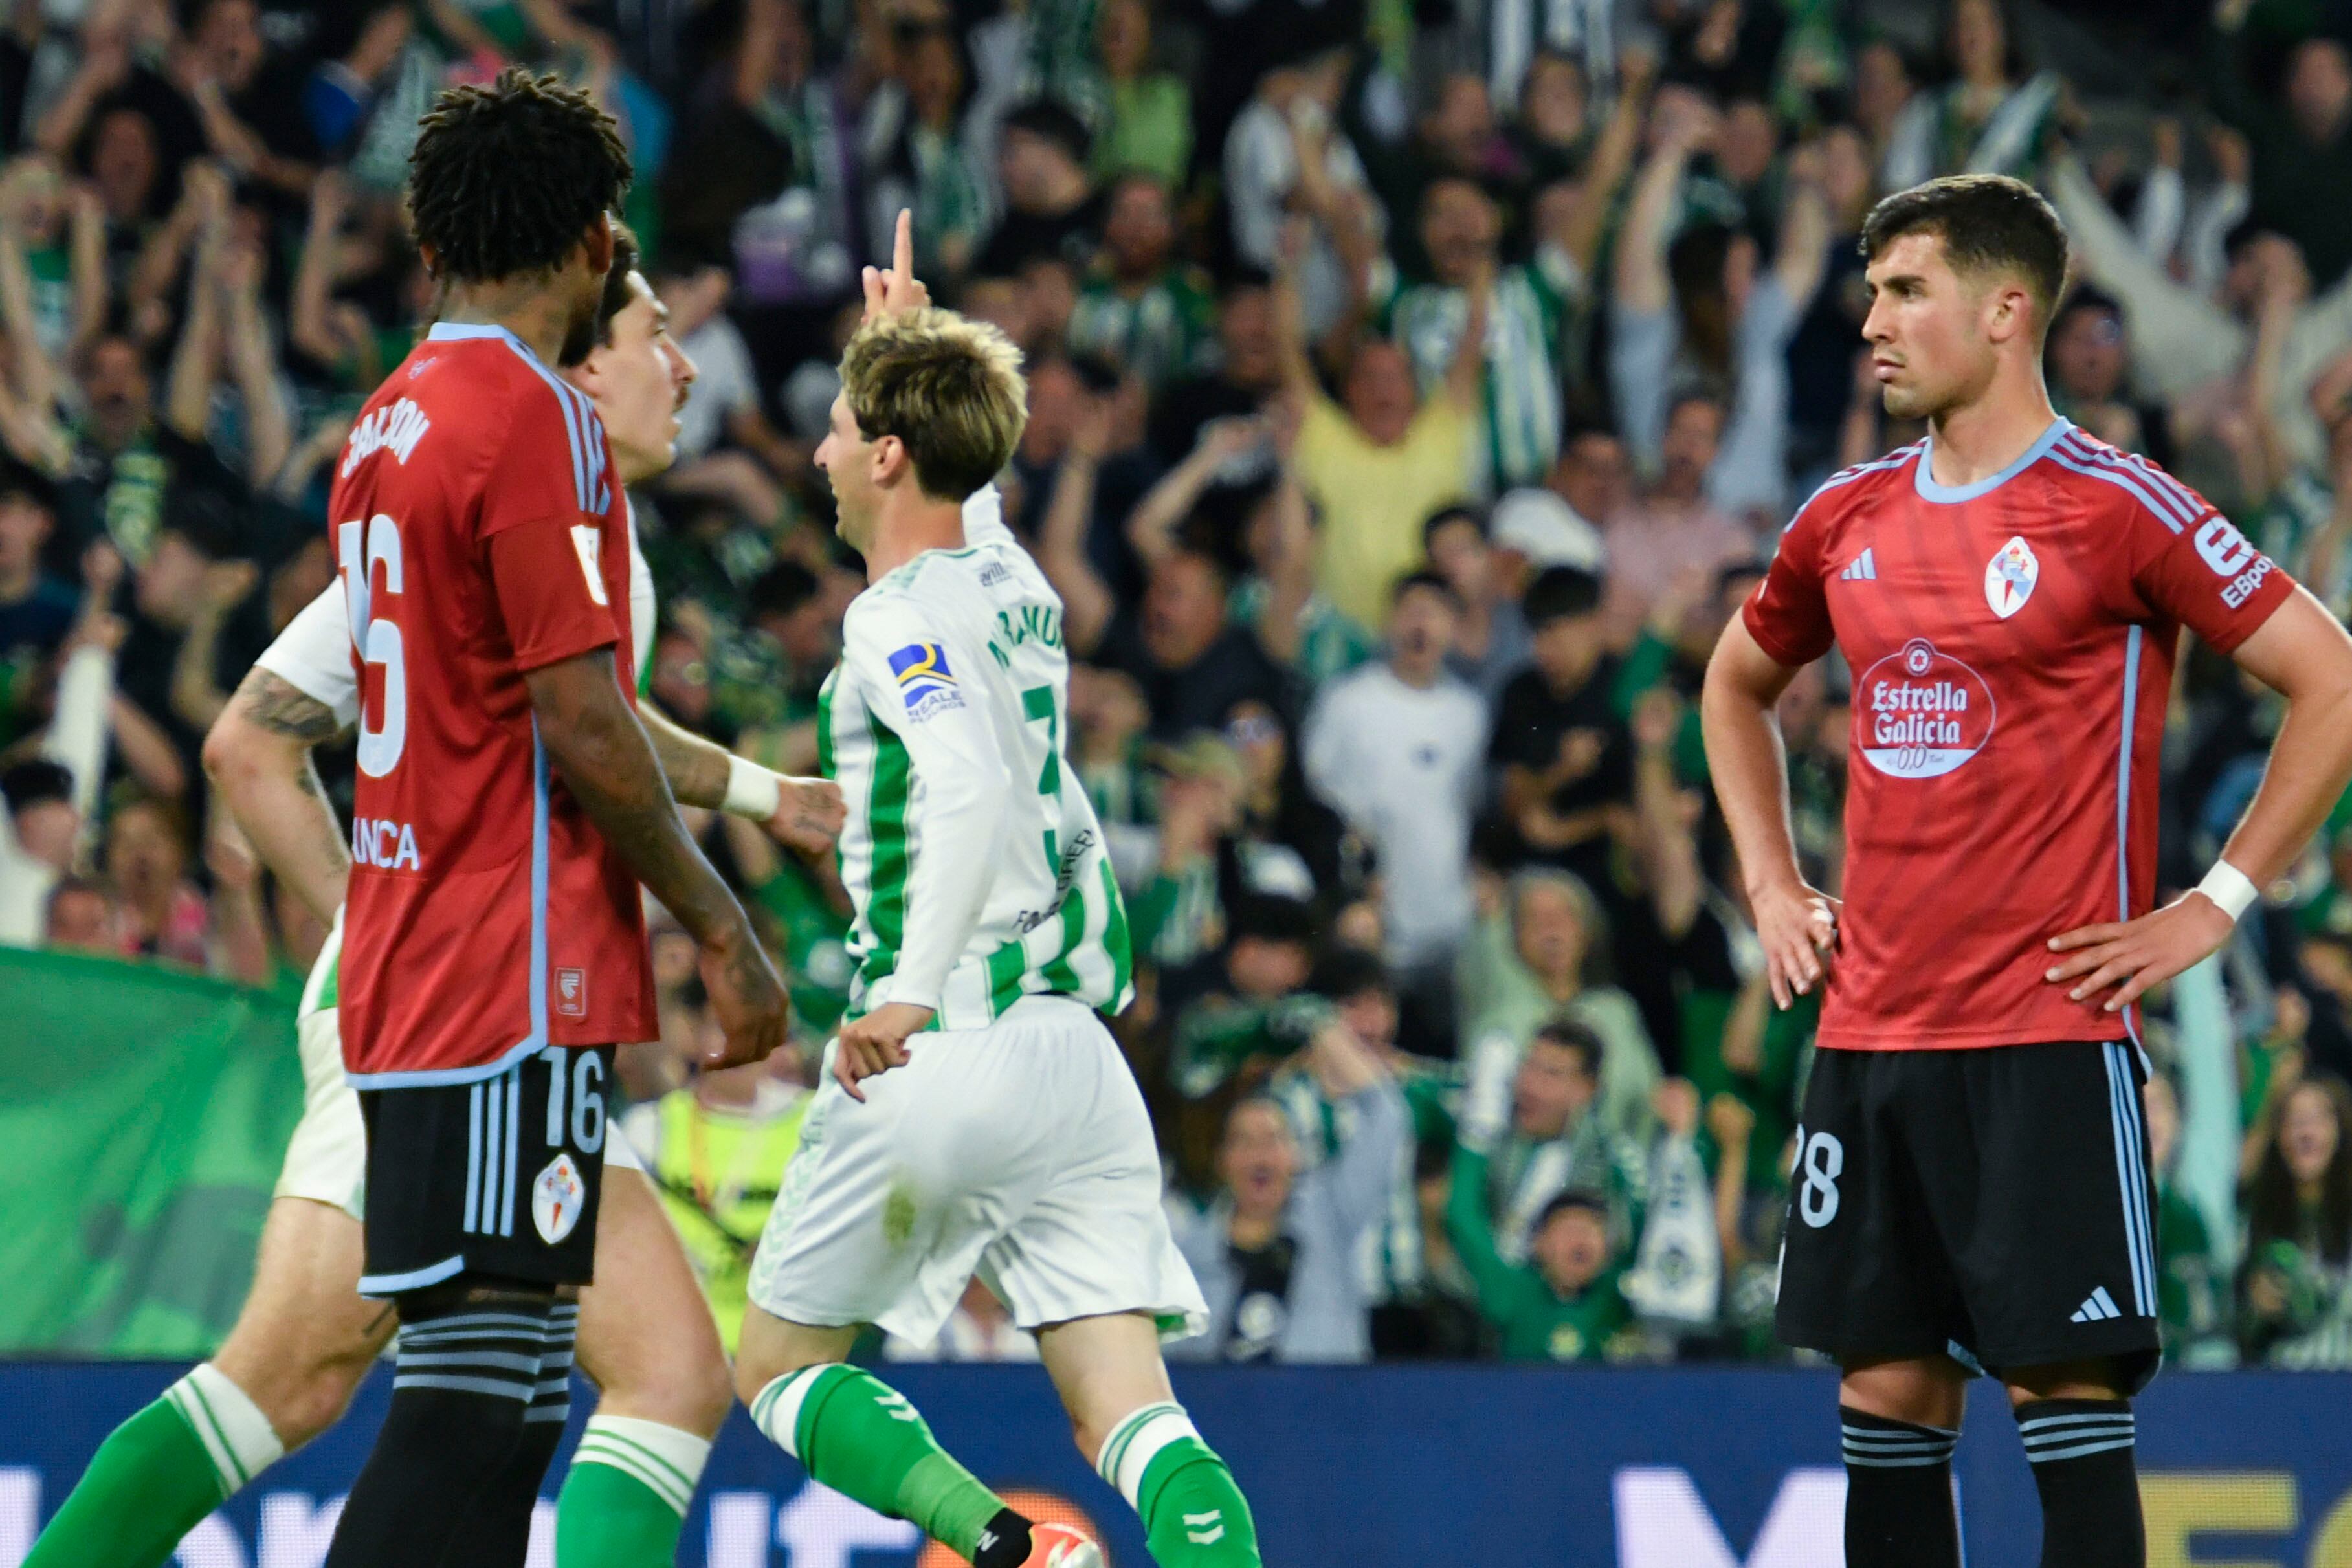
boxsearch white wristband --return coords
[2196,860,2259,922]
[721,755,784,821]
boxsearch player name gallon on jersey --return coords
[1746,418,2297,1052]
[327,322,657,1084]
[823,486,1133,1028]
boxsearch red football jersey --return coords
[1745,419,2296,1052]
[330,323,657,1084]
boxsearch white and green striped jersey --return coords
[1385,248,1586,494]
[823,487,1133,1030]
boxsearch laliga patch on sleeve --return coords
[888,641,965,720]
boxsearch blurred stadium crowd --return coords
[5,0,2352,1368]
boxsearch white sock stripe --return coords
[162,1382,242,1497]
[392,1372,537,1400]
[397,1326,551,1347]
[2024,1426,2135,1444]
[395,1349,542,1373]
[573,1416,711,1516]
[1841,1435,1956,1452]
[574,1439,694,1513]
[168,1365,285,1497]
[2025,1436,2138,1463]
[404,1311,556,1334]
[1093,1400,1182,1486]
[1845,1452,1955,1468]
[751,1365,837,1460]
[1106,1406,1201,1512]
[2021,1411,2135,1433]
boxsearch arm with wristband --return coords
[2048,563,2352,1012]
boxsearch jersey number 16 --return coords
[338,514,406,778]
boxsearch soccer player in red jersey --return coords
[1704,175,2352,1568]
[318,74,786,1568]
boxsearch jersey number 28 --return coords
[338,514,406,778]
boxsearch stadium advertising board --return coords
[5,1364,2351,1565]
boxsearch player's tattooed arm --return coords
[638,702,731,810]
[524,648,788,1066]
[202,668,355,922]
[237,668,347,744]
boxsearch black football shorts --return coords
[355,1045,616,1298]
[1775,1038,2162,1392]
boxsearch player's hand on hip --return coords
[699,922,790,1068]
[832,1001,933,1101]
[2045,892,2235,1013]
[1753,878,1840,1010]
[860,209,931,324]
[766,777,846,856]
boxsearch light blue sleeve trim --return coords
[359,1253,469,1296]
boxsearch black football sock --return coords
[973,1507,1034,1568]
[2018,1398,2144,1568]
[322,1294,555,1568]
[1839,1406,1961,1568]
[437,1299,578,1568]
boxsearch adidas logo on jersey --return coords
[1839,549,1878,581]
[2070,1286,2123,1323]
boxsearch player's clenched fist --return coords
[766,777,847,855]
[834,1001,935,1101]
[699,921,790,1067]
[1753,877,1840,1010]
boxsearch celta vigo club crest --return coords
[1984,535,2038,619]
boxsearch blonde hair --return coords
[839,308,1028,502]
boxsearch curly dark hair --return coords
[407,69,632,285]
[558,220,642,368]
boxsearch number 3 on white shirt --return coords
[338,514,407,778]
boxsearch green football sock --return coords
[748,1365,1008,1562]
[1095,1402,1262,1567]
[557,1415,713,1568]
[25,1365,284,1568]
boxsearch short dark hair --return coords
[1392,569,1458,610]
[1,758,72,813]
[1537,1189,1610,1230]
[1529,1018,1604,1079]
[1859,174,2069,326]
[1311,946,1391,1004]
[1229,894,1318,949]
[1421,503,1484,548]
[2052,282,2122,333]
[1522,564,1603,626]
[1001,98,1091,167]
[158,487,243,562]
[560,219,642,368]
[0,458,56,514]
[408,68,632,285]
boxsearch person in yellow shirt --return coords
[622,991,814,1354]
[1278,242,1483,629]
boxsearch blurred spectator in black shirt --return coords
[975,99,1105,277]
[1491,565,1631,882]
[58,332,239,566]
[0,466,76,733]
[1150,270,1283,465]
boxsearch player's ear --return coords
[584,212,615,280]
[871,433,907,487]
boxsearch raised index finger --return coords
[894,208,914,289]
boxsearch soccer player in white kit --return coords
[732,219,1262,1568]
[19,228,843,1568]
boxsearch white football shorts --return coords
[747,995,1207,1348]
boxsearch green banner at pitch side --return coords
[0,947,302,1356]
